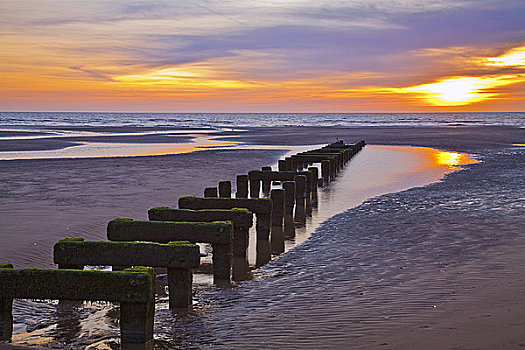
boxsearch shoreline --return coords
[1,125,523,349]
[1,125,522,154]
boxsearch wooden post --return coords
[218,181,231,198]
[270,189,285,254]
[236,175,248,198]
[249,175,261,199]
[322,160,330,183]
[308,166,319,206]
[204,187,218,197]
[278,159,287,171]
[282,181,295,238]
[294,175,306,226]
[261,166,272,196]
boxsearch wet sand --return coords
[1,125,524,349]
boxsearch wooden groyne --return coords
[107,219,233,284]
[0,264,156,348]
[0,139,364,349]
[178,197,272,267]
[148,207,253,281]
[53,238,199,309]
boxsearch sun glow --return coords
[114,67,255,89]
[486,46,525,67]
[400,75,522,106]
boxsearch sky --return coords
[1,0,524,112]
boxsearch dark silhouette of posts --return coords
[308,167,319,206]
[218,181,232,198]
[250,177,261,199]
[270,189,285,254]
[148,207,253,281]
[236,175,248,198]
[261,166,272,196]
[282,181,296,238]
[278,160,287,171]
[294,175,306,226]
[178,197,272,267]
[286,157,293,171]
[322,160,330,183]
[204,187,218,197]
[0,264,156,348]
[248,169,315,218]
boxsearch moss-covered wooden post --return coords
[261,166,272,196]
[218,181,231,198]
[308,166,319,206]
[178,197,272,268]
[54,238,85,270]
[107,220,232,285]
[278,159,287,172]
[54,239,200,309]
[236,174,248,198]
[321,160,330,183]
[0,266,156,348]
[270,189,285,254]
[0,263,13,341]
[148,208,252,281]
[282,181,296,238]
[204,187,218,197]
[294,175,306,226]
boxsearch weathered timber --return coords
[278,159,288,172]
[282,181,296,238]
[204,187,218,198]
[261,166,273,195]
[270,189,285,254]
[248,169,315,216]
[294,175,307,226]
[308,166,319,206]
[148,207,253,281]
[0,265,155,348]
[53,238,199,309]
[178,196,272,267]
[321,160,331,183]
[236,175,249,198]
[218,181,232,198]
[107,219,233,284]
[294,153,340,177]
[285,157,293,171]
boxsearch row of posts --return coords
[0,139,365,349]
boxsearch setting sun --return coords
[400,75,523,106]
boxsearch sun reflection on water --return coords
[433,150,478,168]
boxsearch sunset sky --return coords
[1,0,524,112]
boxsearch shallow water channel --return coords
[9,144,477,349]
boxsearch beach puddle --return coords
[0,130,239,160]
[243,145,479,266]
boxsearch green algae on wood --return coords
[0,266,155,345]
[54,239,200,268]
[148,207,253,228]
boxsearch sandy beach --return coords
[0,125,524,349]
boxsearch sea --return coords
[0,111,524,128]
[1,111,524,349]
